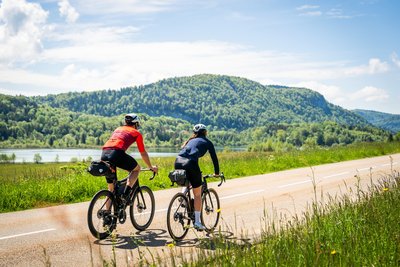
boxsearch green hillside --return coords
[354,109,400,133]
[0,75,393,150]
[35,74,369,130]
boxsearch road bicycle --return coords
[87,167,156,240]
[166,173,225,241]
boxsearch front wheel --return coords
[130,186,155,231]
[167,193,190,241]
[87,190,117,240]
[201,188,220,231]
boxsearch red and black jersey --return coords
[102,126,145,152]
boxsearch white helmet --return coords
[193,123,207,133]
[125,113,139,125]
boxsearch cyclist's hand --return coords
[150,166,158,174]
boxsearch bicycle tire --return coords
[201,188,220,231]
[87,189,117,240]
[167,192,190,241]
[130,186,155,231]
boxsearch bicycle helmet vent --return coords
[125,113,139,125]
[193,123,206,133]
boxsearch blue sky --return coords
[0,0,399,114]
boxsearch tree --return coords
[33,153,42,164]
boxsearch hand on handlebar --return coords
[150,166,158,174]
[140,166,158,180]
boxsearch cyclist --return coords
[174,123,220,231]
[101,113,158,203]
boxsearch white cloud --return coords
[291,81,346,103]
[299,11,322,17]
[58,0,79,23]
[345,58,389,75]
[48,24,140,45]
[74,0,179,15]
[296,5,322,16]
[326,8,352,19]
[296,5,319,11]
[0,0,48,64]
[1,39,395,97]
[350,86,389,102]
[391,52,400,68]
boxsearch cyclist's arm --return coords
[208,141,220,175]
[140,151,158,173]
[136,133,158,173]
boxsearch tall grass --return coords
[178,166,400,266]
[1,141,400,213]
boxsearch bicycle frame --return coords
[166,172,224,240]
[87,167,156,239]
[182,173,225,218]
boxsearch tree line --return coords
[1,93,395,151]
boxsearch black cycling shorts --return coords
[101,149,138,183]
[174,156,202,188]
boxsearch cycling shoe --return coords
[193,222,206,231]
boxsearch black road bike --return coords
[166,173,225,241]
[87,167,156,240]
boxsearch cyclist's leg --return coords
[115,152,139,201]
[127,164,140,187]
[101,150,118,209]
[186,162,204,229]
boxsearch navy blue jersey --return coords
[178,136,220,174]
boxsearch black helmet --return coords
[193,123,206,133]
[125,113,139,126]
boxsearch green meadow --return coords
[0,141,400,213]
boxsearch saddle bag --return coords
[87,160,112,176]
[168,169,188,186]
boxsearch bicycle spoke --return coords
[87,190,116,240]
[130,186,155,231]
[201,188,220,231]
[167,193,190,241]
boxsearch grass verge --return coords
[1,141,400,213]
[176,166,400,266]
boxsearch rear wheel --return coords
[201,188,220,231]
[130,186,155,231]
[167,193,190,241]
[87,190,116,240]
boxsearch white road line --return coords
[220,189,265,200]
[152,190,266,213]
[322,172,349,179]
[381,162,399,167]
[0,228,56,241]
[278,179,312,188]
[358,167,373,171]
[155,208,168,213]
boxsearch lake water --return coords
[0,148,179,163]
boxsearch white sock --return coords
[195,211,201,224]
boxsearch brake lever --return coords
[141,168,156,180]
[149,171,156,180]
[217,172,225,187]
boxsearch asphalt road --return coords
[0,154,399,266]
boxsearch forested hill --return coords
[35,74,369,130]
[354,109,400,133]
